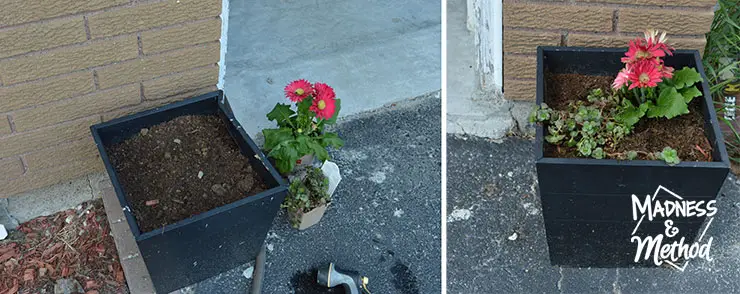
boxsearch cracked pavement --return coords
[447,135,740,294]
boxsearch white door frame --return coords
[467,0,504,96]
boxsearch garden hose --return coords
[316,262,372,294]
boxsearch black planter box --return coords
[534,47,730,267]
[91,91,288,292]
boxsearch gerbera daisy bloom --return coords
[658,64,674,79]
[310,91,337,119]
[621,39,665,64]
[612,66,632,89]
[284,79,313,102]
[644,29,673,55]
[313,82,335,100]
[627,60,662,89]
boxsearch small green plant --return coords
[281,167,331,228]
[531,89,682,165]
[263,80,344,174]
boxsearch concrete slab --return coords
[223,0,441,137]
[5,174,97,227]
[447,135,740,293]
[189,92,442,293]
[446,0,515,139]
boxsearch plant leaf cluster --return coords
[281,167,331,228]
[263,98,343,174]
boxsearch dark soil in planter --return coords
[544,73,713,162]
[107,115,267,233]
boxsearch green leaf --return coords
[307,139,330,161]
[545,134,565,144]
[626,151,638,160]
[321,132,344,149]
[262,128,294,151]
[616,102,648,127]
[671,67,703,89]
[294,135,313,156]
[266,103,295,125]
[268,144,299,174]
[324,99,341,125]
[646,87,689,119]
[592,147,604,159]
[678,86,702,103]
[296,97,313,114]
[656,147,681,165]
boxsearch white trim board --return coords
[217,0,229,90]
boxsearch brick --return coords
[0,71,94,112]
[103,85,217,121]
[504,30,561,54]
[0,116,100,158]
[0,118,10,136]
[0,157,24,181]
[504,55,537,80]
[0,0,128,27]
[12,84,140,132]
[576,0,716,7]
[88,0,221,38]
[619,9,714,35]
[0,155,102,198]
[504,79,536,101]
[143,66,218,100]
[97,42,220,89]
[141,18,221,54]
[504,3,613,32]
[0,35,138,85]
[0,17,87,59]
[568,33,707,52]
[24,138,98,171]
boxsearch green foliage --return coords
[641,67,703,119]
[263,101,344,174]
[704,0,740,164]
[531,89,682,164]
[281,167,331,228]
[656,147,681,166]
[531,89,632,159]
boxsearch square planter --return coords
[91,90,288,292]
[534,47,730,267]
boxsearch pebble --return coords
[140,128,149,136]
[243,266,254,279]
[198,171,204,179]
[164,152,172,159]
[174,139,182,144]
[211,184,227,196]
[508,232,518,241]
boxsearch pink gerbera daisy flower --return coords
[612,64,632,89]
[313,82,335,101]
[627,60,663,89]
[284,79,313,102]
[310,89,337,119]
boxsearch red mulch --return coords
[0,200,128,294]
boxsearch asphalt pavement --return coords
[447,134,740,294]
[187,92,441,293]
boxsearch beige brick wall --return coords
[502,0,714,101]
[0,0,222,197]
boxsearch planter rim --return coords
[91,90,287,241]
[534,46,731,169]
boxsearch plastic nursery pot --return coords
[90,90,288,293]
[534,47,730,267]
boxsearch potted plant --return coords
[283,166,333,230]
[90,91,288,293]
[263,80,344,174]
[529,30,730,267]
